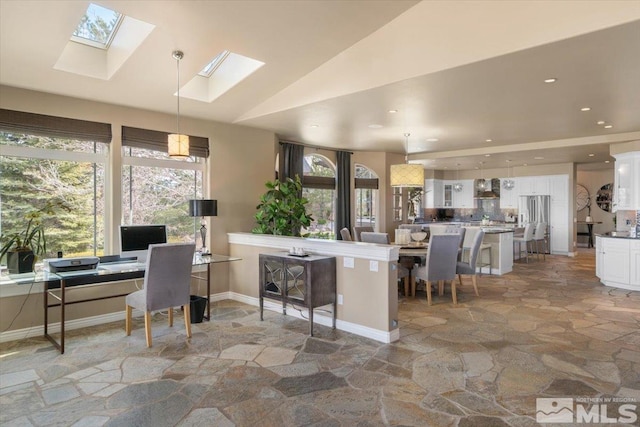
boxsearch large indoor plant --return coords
[252,176,313,236]
[0,200,70,273]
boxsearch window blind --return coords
[355,178,379,189]
[302,176,335,189]
[0,109,112,143]
[121,126,209,158]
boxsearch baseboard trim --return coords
[1,292,398,344]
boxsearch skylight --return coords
[71,3,123,49]
[198,51,230,77]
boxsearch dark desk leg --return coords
[206,263,211,321]
[44,279,65,354]
[588,224,594,248]
[309,307,314,336]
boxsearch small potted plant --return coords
[0,200,70,274]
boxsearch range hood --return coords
[474,178,501,199]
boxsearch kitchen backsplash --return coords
[423,205,518,222]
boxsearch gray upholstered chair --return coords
[413,234,460,305]
[352,226,374,242]
[125,243,196,347]
[533,222,547,260]
[514,223,535,263]
[340,227,352,241]
[360,232,390,244]
[456,230,485,297]
[359,232,411,296]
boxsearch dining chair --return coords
[413,234,460,305]
[125,243,196,347]
[359,232,411,295]
[339,227,352,241]
[513,223,535,263]
[456,230,485,297]
[352,226,374,242]
[533,222,547,261]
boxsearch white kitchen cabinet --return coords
[499,178,518,209]
[550,199,569,254]
[426,179,444,208]
[443,183,453,207]
[613,152,640,211]
[548,175,569,202]
[423,179,435,208]
[451,179,474,208]
[596,237,635,289]
[519,176,550,195]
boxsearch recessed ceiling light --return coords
[426,138,438,142]
[605,160,610,163]
[588,153,595,157]
[534,156,544,160]
[523,163,528,166]
[597,121,605,125]
[544,78,557,83]
[388,109,398,114]
[604,125,613,129]
[485,139,492,143]
[368,124,383,129]
[310,124,319,128]
[485,154,491,157]
[580,107,591,112]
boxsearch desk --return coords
[1,254,240,353]
[577,221,602,248]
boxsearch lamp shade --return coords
[188,199,217,217]
[168,133,189,158]
[390,164,424,187]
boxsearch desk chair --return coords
[125,243,195,347]
[340,227,353,241]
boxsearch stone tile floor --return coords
[1,250,639,426]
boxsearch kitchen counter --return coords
[597,231,639,239]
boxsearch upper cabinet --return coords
[518,176,550,195]
[424,179,474,208]
[613,151,640,211]
[451,180,474,208]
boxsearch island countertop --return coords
[597,231,640,240]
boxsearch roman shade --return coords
[0,109,112,143]
[355,178,379,189]
[122,126,209,158]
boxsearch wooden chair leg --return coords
[426,281,432,305]
[451,280,457,304]
[438,280,444,296]
[471,274,479,296]
[183,304,192,338]
[411,276,416,297]
[458,274,463,287]
[125,304,132,336]
[144,311,152,347]
[168,307,174,327]
[403,277,409,297]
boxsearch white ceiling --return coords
[1,0,640,171]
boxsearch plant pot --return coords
[7,249,35,274]
[189,295,208,324]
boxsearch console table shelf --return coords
[259,252,336,336]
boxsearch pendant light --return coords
[453,163,463,192]
[168,50,189,158]
[390,133,424,187]
[503,159,515,190]
[476,161,486,190]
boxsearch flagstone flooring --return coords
[1,250,639,426]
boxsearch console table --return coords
[259,252,336,336]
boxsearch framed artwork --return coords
[596,183,613,212]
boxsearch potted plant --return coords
[252,176,313,237]
[0,200,70,273]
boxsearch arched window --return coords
[302,154,335,239]
[355,164,378,228]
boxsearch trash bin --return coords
[189,295,207,323]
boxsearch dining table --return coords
[394,242,428,297]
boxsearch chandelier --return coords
[502,160,515,190]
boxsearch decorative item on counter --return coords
[395,229,411,245]
[482,214,490,225]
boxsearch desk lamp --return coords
[188,199,217,255]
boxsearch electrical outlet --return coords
[337,294,343,305]
[369,260,378,272]
[343,257,354,268]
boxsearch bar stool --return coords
[513,223,535,263]
[533,222,548,261]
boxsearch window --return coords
[355,164,378,228]
[71,3,123,49]
[302,154,335,239]
[1,133,107,259]
[121,127,207,248]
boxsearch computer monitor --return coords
[119,225,167,263]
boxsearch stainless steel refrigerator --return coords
[518,195,551,253]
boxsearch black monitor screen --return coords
[120,225,167,251]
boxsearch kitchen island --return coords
[595,232,640,291]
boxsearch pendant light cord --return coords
[173,50,184,136]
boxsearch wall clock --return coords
[576,184,590,211]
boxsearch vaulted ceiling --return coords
[1,1,639,170]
